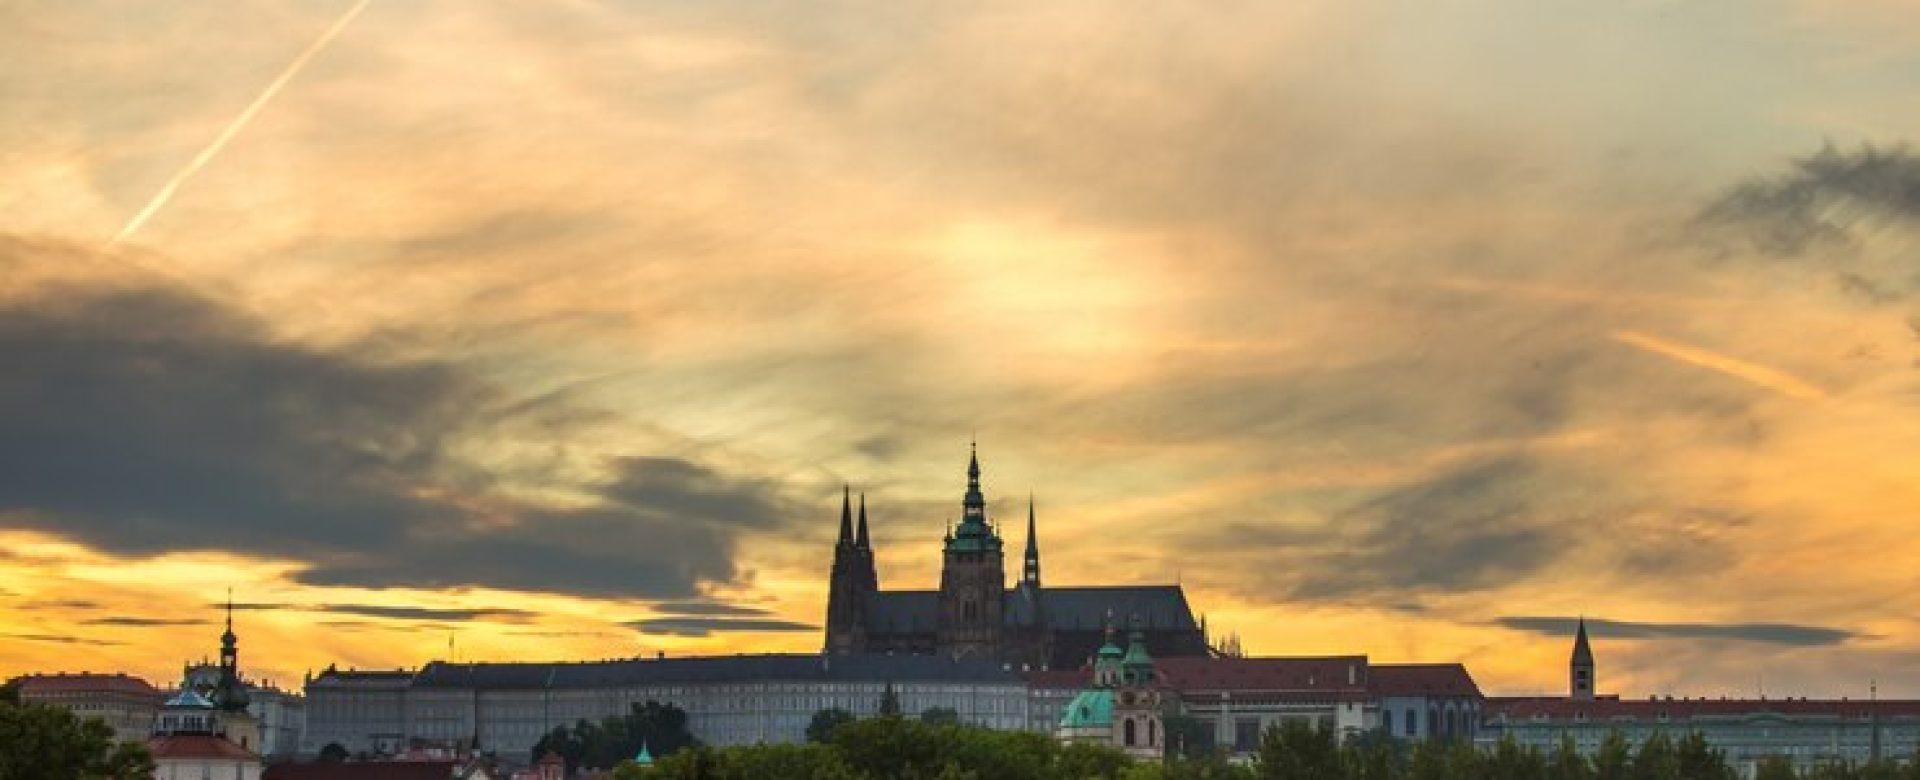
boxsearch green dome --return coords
[1059,688,1115,729]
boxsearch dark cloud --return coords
[312,605,536,622]
[0,633,125,646]
[627,617,817,638]
[1496,616,1858,647]
[648,601,776,617]
[1701,144,1920,257]
[16,599,99,610]
[83,616,207,627]
[1286,458,1559,601]
[0,236,801,601]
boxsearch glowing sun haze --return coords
[4,0,1920,698]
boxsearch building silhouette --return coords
[823,445,1213,669]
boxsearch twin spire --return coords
[836,487,872,550]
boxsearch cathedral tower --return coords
[1570,617,1595,701]
[824,487,874,654]
[937,444,1004,660]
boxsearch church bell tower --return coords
[1570,617,1595,701]
[937,443,1004,659]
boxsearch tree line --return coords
[0,680,155,780]
[609,708,1920,780]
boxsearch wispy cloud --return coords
[1611,330,1828,401]
[1496,617,1859,647]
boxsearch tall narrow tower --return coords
[1022,496,1042,589]
[1570,617,1595,701]
[856,492,878,595]
[938,443,1005,660]
[824,487,870,654]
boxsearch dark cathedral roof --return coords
[864,585,1199,634]
[868,590,939,633]
[1035,585,1199,630]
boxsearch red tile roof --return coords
[1030,656,1374,694]
[263,761,460,780]
[1489,696,1920,720]
[147,734,258,760]
[1158,656,1370,693]
[1369,664,1482,698]
[17,673,162,698]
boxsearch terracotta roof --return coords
[1369,664,1482,698]
[18,673,162,698]
[1488,696,1920,721]
[1158,656,1370,693]
[147,734,258,760]
[1030,656,1373,695]
[264,761,459,780]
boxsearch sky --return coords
[2,0,1920,699]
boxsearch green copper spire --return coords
[946,442,1002,553]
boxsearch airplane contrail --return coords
[1611,330,1827,401]
[110,0,373,246]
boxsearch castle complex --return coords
[822,446,1214,669]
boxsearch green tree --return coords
[1675,731,1735,780]
[648,743,859,780]
[0,698,154,780]
[530,700,698,773]
[879,682,902,718]
[808,707,857,743]
[1548,733,1595,780]
[1485,735,1548,780]
[921,706,961,726]
[1342,732,1401,780]
[1406,738,1452,780]
[1754,755,1798,780]
[1595,731,1634,780]
[1634,732,1681,780]
[1257,719,1341,780]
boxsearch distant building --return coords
[824,447,1217,669]
[1056,622,1166,760]
[183,665,306,757]
[149,686,261,780]
[304,653,1028,760]
[1033,654,1482,759]
[300,668,412,758]
[1481,618,1920,778]
[247,684,307,760]
[14,672,162,742]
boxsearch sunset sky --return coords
[4,0,1920,699]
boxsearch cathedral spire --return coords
[856,492,870,549]
[837,486,854,546]
[1022,494,1041,588]
[959,441,988,528]
[1570,616,1596,701]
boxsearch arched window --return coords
[1443,709,1455,738]
[1124,718,1137,746]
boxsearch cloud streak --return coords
[1496,617,1859,647]
[110,0,374,245]
[1611,330,1828,401]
